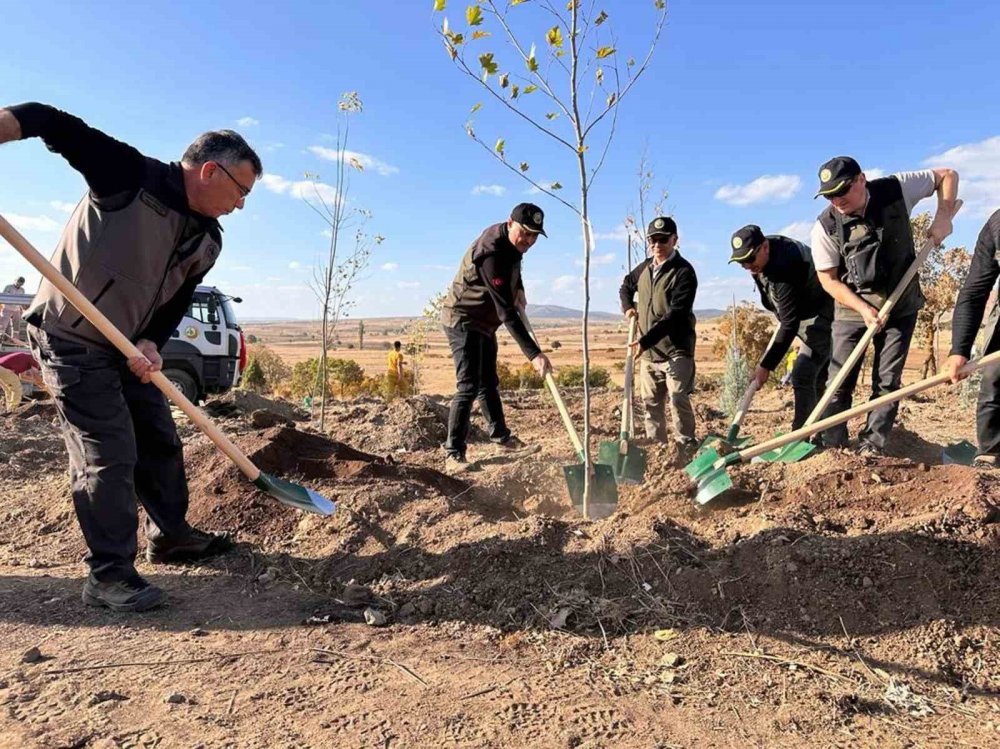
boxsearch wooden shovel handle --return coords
[728,379,760,433]
[0,214,261,482]
[736,347,1000,463]
[804,199,963,426]
[620,316,638,435]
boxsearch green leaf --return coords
[606,92,617,106]
[495,138,505,157]
[499,72,509,88]
[519,162,530,172]
[595,10,608,25]
[466,5,483,25]
[545,112,559,120]
[554,50,565,58]
[526,43,538,72]
[627,57,635,66]
[433,0,446,10]
[470,102,482,113]
[595,46,616,59]
[546,25,563,49]
[511,0,527,4]
[510,84,520,98]
[471,30,491,39]
[523,84,538,94]
[479,52,499,75]
[655,0,665,9]
[550,182,563,190]
[596,67,604,83]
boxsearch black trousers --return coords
[30,329,190,582]
[443,325,510,457]
[790,313,833,430]
[820,313,917,449]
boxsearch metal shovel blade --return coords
[693,467,734,505]
[596,435,647,485]
[754,437,817,464]
[253,472,336,515]
[685,446,722,480]
[564,462,619,519]
[942,440,977,465]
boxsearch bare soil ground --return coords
[2,338,998,748]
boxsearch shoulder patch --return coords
[491,277,505,287]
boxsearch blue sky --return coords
[1,1,999,319]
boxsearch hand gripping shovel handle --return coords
[0,214,262,482]
[729,347,1000,466]
[620,316,638,438]
[804,199,963,427]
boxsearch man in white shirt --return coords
[0,276,27,342]
[810,156,959,455]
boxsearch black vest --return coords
[818,177,923,321]
[753,235,831,322]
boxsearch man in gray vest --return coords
[440,203,553,471]
[0,103,262,611]
[811,156,959,455]
[730,225,833,430]
[943,209,1000,467]
[620,216,698,451]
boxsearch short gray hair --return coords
[182,130,262,177]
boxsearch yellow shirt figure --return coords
[387,342,405,395]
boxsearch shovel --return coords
[0,214,334,516]
[760,200,964,464]
[688,348,1000,505]
[597,316,646,484]
[942,440,977,465]
[522,317,618,518]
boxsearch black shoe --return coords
[445,454,469,474]
[855,441,883,457]
[972,454,998,470]
[146,527,233,565]
[82,574,164,612]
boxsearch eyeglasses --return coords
[214,162,252,198]
[737,253,759,267]
[648,235,674,245]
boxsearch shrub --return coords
[518,363,544,389]
[556,365,610,388]
[497,361,519,390]
[246,343,291,393]
[550,340,562,350]
[240,357,266,393]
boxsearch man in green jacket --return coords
[620,216,699,450]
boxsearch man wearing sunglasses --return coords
[729,225,833,430]
[810,156,959,455]
[620,216,699,453]
[0,102,262,611]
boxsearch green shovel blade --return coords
[617,443,647,485]
[597,439,624,476]
[942,440,977,466]
[754,439,817,464]
[694,467,733,505]
[564,462,619,517]
[685,446,721,480]
[253,472,336,515]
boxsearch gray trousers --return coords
[790,314,833,430]
[29,328,191,582]
[639,354,696,442]
[819,313,917,449]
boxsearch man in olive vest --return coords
[729,225,833,430]
[620,216,698,450]
[943,209,1000,467]
[0,103,262,611]
[440,203,553,471]
[811,156,959,455]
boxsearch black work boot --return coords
[82,574,164,612]
[146,527,234,565]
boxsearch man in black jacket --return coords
[0,103,261,611]
[620,217,698,448]
[440,203,553,470]
[730,225,833,429]
[943,209,1000,467]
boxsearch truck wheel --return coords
[163,369,199,402]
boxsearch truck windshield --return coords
[221,298,240,330]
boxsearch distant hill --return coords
[695,309,726,320]
[526,304,618,321]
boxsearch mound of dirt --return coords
[202,389,308,423]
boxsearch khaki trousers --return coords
[0,366,22,413]
[639,354,696,443]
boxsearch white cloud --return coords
[714,174,802,206]
[288,261,301,270]
[924,135,1000,217]
[236,116,259,127]
[471,184,506,197]
[49,201,77,214]
[8,213,62,233]
[308,146,400,176]
[864,167,885,180]
[574,252,616,267]
[552,274,581,292]
[321,229,332,239]
[591,225,630,242]
[381,262,399,271]
[261,173,341,206]
[396,280,420,289]
[777,221,814,243]
[526,180,558,195]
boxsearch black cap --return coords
[729,225,765,263]
[510,202,547,237]
[815,156,862,198]
[646,216,677,237]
